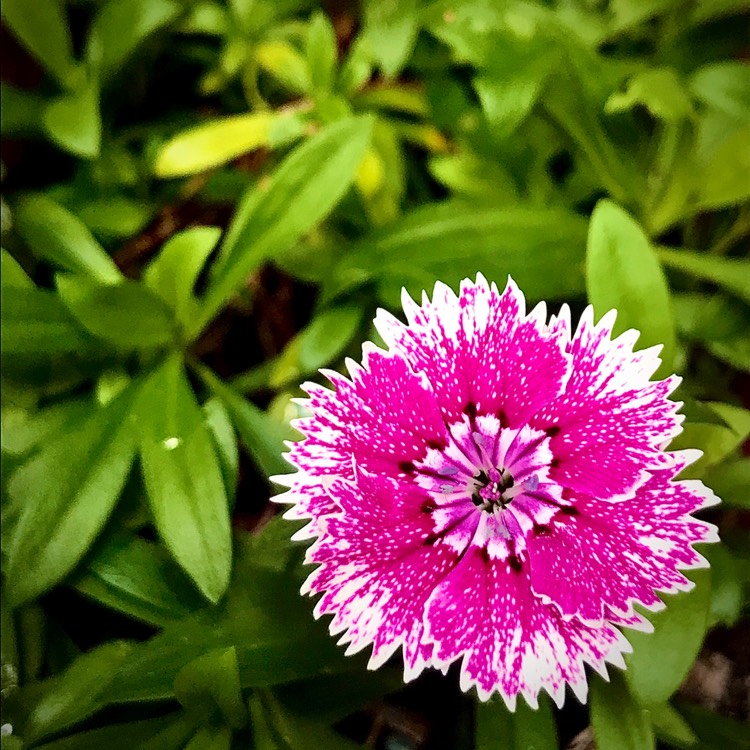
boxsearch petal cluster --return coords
[273,275,719,709]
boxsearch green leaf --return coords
[624,569,712,706]
[543,69,643,206]
[591,670,655,750]
[650,703,698,749]
[659,248,750,304]
[670,402,750,477]
[696,124,750,210]
[270,304,364,389]
[144,226,221,328]
[1,397,90,458]
[4,389,138,606]
[703,457,750,509]
[43,76,102,159]
[32,717,180,750]
[57,275,177,349]
[71,534,199,627]
[251,690,360,750]
[689,62,750,121]
[475,693,557,749]
[361,0,419,78]
[137,356,232,603]
[306,11,337,92]
[676,701,750,749]
[474,33,558,139]
[0,84,46,137]
[21,641,134,744]
[198,116,373,334]
[1,287,99,361]
[255,41,313,95]
[86,0,181,83]
[196,364,289,478]
[1,249,32,288]
[154,113,280,178]
[1,0,77,86]
[605,68,694,122]
[97,563,359,705]
[204,397,240,496]
[174,647,247,729]
[429,150,519,205]
[276,669,403,725]
[705,544,743,627]
[586,200,676,376]
[329,202,588,304]
[183,726,232,750]
[13,194,122,283]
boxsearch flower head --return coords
[273,275,719,709]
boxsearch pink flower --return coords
[273,275,719,709]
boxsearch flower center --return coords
[472,467,514,510]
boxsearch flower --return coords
[273,275,719,709]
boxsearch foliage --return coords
[1,0,748,748]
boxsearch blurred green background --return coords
[1,0,749,748]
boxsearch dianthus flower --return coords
[273,276,719,709]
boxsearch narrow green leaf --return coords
[22,641,133,745]
[255,40,313,95]
[5,389,138,606]
[138,356,232,603]
[703,457,750,509]
[650,703,698,748]
[1,0,77,86]
[543,70,643,205]
[658,248,750,304]
[144,226,221,327]
[475,694,557,750]
[174,647,247,729]
[43,76,102,159]
[605,68,694,122]
[183,726,232,750]
[329,202,588,304]
[586,199,676,375]
[1,249,32,288]
[625,569,712,706]
[32,717,179,750]
[154,113,277,178]
[13,194,121,283]
[57,275,177,349]
[204,397,240,496]
[198,116,373,333]
[306,11,337,92]
[0,84,46,137]
[689,62,750,120]
[196,364,289,478]
[696,124,750,210]
[1,287,101,367]
[86,0,181,83]
[362,0,419,78]
[71,534,198,627]
[251,689,360,750]
[97,563,359,705]
[591,670,655,750]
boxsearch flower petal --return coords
[425,546,632,708]
[527,458,719,623]
[276,347,448,534]
[532,307,683,499]
[305,470,458,678]
[375,276,571,426]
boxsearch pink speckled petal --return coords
[425,546,632,708]
[532,308,683,499]
[375,277,571,426]
[528,458,719,623]
[276,347,448,534]
[304,470,458,678]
